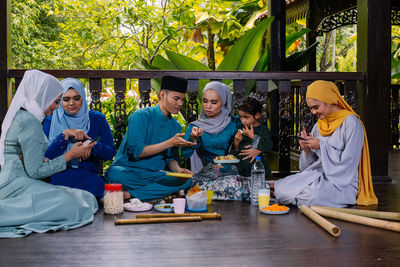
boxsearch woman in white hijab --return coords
[0,70,98,238]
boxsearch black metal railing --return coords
[7,69,365,174]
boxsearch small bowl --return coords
[186,191,207,211]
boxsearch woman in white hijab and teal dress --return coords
[0,70,98,238]
[42,78,116,198]
[182,81,249,200]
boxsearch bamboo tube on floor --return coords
[312,206,400,221]
[115,216,202,225]
[300,205,341,237]
[311,206,400,233]
[136,212,221,220]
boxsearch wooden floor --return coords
[1,152,400,266]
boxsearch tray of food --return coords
[213,155,240,164]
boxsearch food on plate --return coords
[261,204,289,211]
[214,155,238,161]
[156,204,172,209]
[187,183,202,197]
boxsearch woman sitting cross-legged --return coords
[43,78,116,198]
[0,70,98,238]
[182,82,272,201]
[273,80,378,207]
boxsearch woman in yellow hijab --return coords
[274,80,378,207]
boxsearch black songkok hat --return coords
[161,75,188,93]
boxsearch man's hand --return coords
[177,167,194,175]
[168,133,197,147]
[239,145,262,163]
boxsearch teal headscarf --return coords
[48,78,90,148]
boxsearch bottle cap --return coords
[105,183,122,191]
[256,156,261,160]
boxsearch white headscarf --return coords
[191,81,232,134]
[0,70,64,166]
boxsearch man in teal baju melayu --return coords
[105,76,195,200]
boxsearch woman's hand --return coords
[80,140,95,160]
[299,127,312,154]
[242,125,255,139]
[63,129,90,141]
[234,130,242,149]
[304,137,320,150]
[64,141,95,162]
[190,127,204,142]
[239,145,262,163]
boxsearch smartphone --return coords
[90,136,102,144]
[287,135,307,141]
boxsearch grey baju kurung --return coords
[0,110,98,238]
[274,115,364,207]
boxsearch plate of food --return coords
[154,203,174,213]
[165,172,193,179]
[213,155,240,164]
[259,204,290,215]
[123,198,153,212]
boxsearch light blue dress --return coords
[0,110,98,238]
[105,105,191,201]
[274,115,363,208]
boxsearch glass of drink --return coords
[258,189,270,208]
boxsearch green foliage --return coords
[217,17,274,71]
[11,0,63,68]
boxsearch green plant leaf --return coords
[285,28,310,51]
[217,17,274,71]
[152,54,179,70]
[284,42,319,71]
[165,50,211,70]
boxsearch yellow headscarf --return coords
[306,80,378,206]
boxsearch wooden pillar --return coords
[0,0,11,130]
[306,0,317,71]
[268,0,287,171]
[357,0,391,180]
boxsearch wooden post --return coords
[0,0,11,130]
[306,0,317,71]
[269,0,287,172]
[357,0,391,181]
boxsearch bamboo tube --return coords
[115,216,202,225]
[311,206,400,233]
[312,206,400,221]
[300,205,341,237]
[136,212,221,220]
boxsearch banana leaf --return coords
[284,42,319,71]
[217,17,274,71]
[285,28,310,51]
[165,50,211,71]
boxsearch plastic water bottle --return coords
[250,156,265,206]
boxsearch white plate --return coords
[259,206,290,215]
[123,202,153,212]
[213,159,240,164]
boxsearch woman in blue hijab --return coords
[43,78,116,198]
